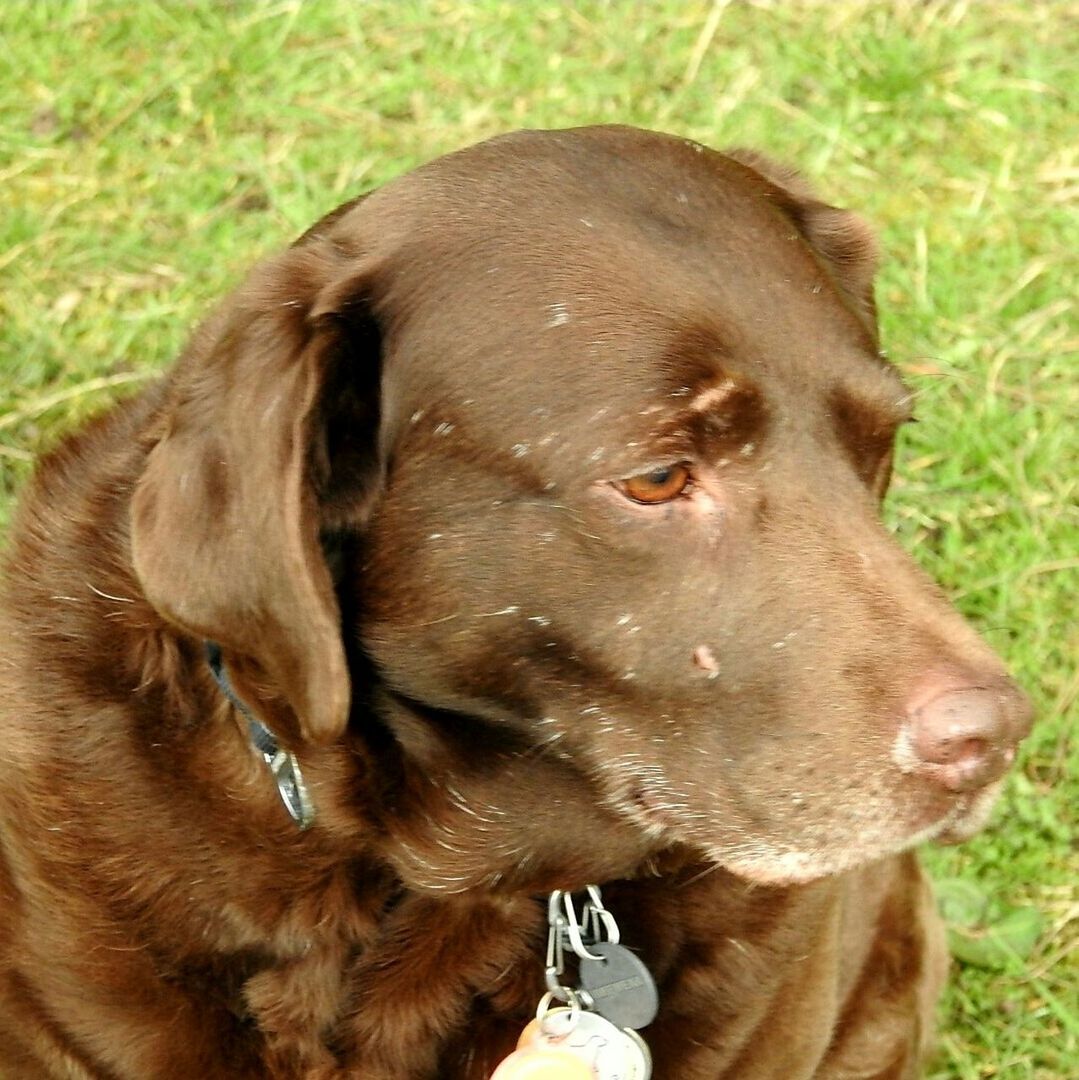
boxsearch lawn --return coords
[0,1,1074,1076]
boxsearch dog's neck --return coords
[198,639,699,906]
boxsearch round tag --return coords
[577,943,659,1030]
[535,1009,643,1080]
[618,1028,652,1080]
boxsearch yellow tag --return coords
[490,1045,594,1079]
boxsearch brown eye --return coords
[617,463,692,504]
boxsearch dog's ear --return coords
[726,148,880,334]
[131,242,381,745]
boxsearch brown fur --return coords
[0,126,1030,1078]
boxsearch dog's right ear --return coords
[131,241,383,746]
[725,148,880,337]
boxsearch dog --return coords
[0,126,1032,1078]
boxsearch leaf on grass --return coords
[935,878,1044,970]
[934,878,989,928]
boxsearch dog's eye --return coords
[616,464,692,504]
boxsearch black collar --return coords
[204,642,316,829]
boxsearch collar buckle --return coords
[205,642,316,829]
[260,741,316,830]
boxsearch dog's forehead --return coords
[362,126,808,270]
[349,128,893,441]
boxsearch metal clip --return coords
[552,890,605,962]
[581,883,621,946]
[545,897,568,996]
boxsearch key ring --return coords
[496,886,657,1080]
[535,988,582,1032]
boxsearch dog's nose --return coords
[902,679,1033,793]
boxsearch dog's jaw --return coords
[581,734,1009,888]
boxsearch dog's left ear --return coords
[726,148,880,334]
[131,242,382,745]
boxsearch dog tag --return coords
[526,1009,648,1080]
[618,1029,652,1080]
[577,943,658,1030]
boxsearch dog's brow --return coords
[835,365,915,427]
[655,374,769,459]
[686,380,740,413]
[657,323,738,392]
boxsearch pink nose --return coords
[904,680,1033,793]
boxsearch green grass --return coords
[1,1,1074,1075]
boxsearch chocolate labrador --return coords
[0,126,1032,1078]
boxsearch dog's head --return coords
[130,127,1031,890]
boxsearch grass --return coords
[1,1,1075,1075]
